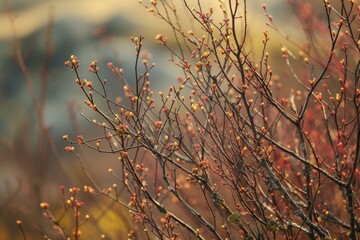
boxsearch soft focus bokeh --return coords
[0,0,305,238]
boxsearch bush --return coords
[44,0,360,239]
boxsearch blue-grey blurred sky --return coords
[0,0,170,137]
[0,0,298,138]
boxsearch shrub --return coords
[47,0,360,239]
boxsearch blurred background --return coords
[0,0,303,238]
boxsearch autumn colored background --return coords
[0,0,323,238]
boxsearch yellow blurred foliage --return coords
[0,223,10,239]
[50,201,131,238]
